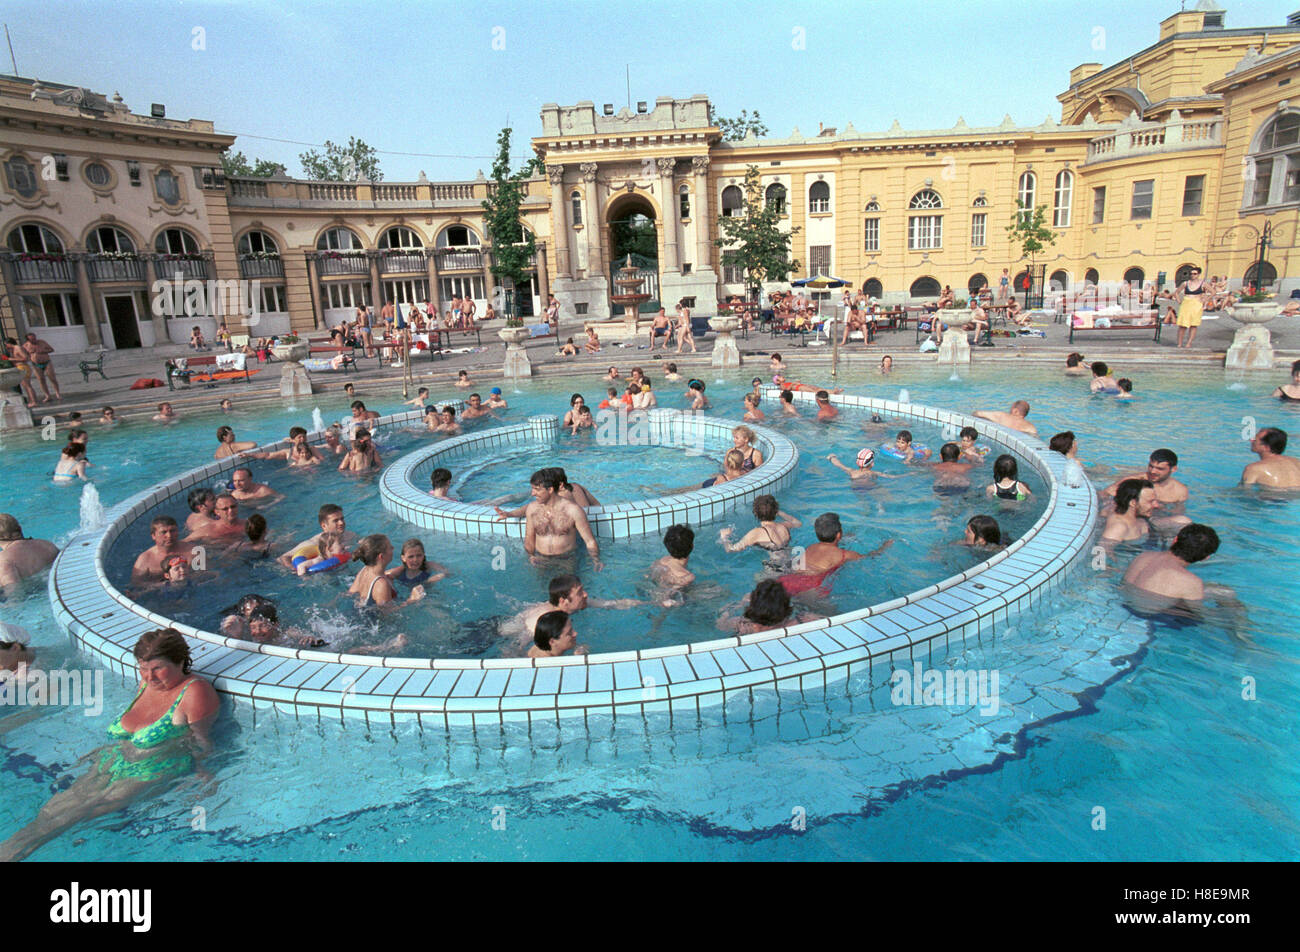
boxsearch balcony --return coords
[378,251,427,274]
[8,255,75,284]
[434,248,482,271]
[86,255,147,283]
[153,254,215,281]
[307,182,357,201]
[432,184,476,201]
[374,184,418,202]
[1086,116,1223,165]
[312,252,370,276]
[229,178,269,199]
[238,254,285,279]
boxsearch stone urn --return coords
[1225,302,1281,370]
[0,366,34,431]
[499,325,533,378]
[708,315,743,369]
[271,340,310,363]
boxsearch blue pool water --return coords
[1,364,1297,860]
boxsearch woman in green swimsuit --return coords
[0,628,219,862]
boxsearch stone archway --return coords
[606,194,660,312]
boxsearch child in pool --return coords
[295,532,350,576]
[986,454,1033,501]
[385,538,448,591]
[890,430,931,462]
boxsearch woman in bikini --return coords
[0,628,219,862]
[3,337,38,409]
[719,494,802,571]
[347,534,426,609]
[731,425,764,470]
[1273,359,1300,403]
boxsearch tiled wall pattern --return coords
[48,393,1098,728]
[379,409,799,539]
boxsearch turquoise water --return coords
[1,364,1297,860]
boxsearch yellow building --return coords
[4,2,1299,352]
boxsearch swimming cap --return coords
[856,448,876,469]
[490,387,502,395]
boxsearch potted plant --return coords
[1227,291,1280,325]
[271,334,308,363]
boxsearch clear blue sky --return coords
[4,0,1296,180]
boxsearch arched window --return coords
[379,226,423,249]
[808,180,830,213]
[910,276,941,297]
[968,273,989,295]
[1174,263,1199,286]
[155,228,201,255]
[863,277,883,298]
[1049,269,1070,292]
[571,190,583,226]
[1244,261,1278,286]
[907,190,943,250]
[154,169,181,206]
[972,196,987,207]
[1084,267,1099,286]
[765,182,787,214]
[6,222,64,254]
[86,225,136,254]
[721,185,743,217]
[1017,171,1036,220]
[2,155,39,198]
[1053,170,1073,227]
[317,227,363,251]
[678,184,690,220]
[237,230,279,256]
[864,200,881,212]
[1246,111,1300,207]
[1123,266,1145,287]
[435,225,480,248]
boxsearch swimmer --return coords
[1241,427,1300,489]
[1064,352,1088,376]
[184,488,217,535]
[663,363,682,382]
[99,406,118,425]
[597,387,619,411]
[246,604,327,649]
[825,449,898,485]
[346,534,425,610]
[750,376,764,400]
[890,430,931,463]
[961,515,1003,549]
[214,425,257,460]
[685,379,710,411]
[931,443,974,492]
[385,538,448,592]
[778,512,893,597]
[279,504,356,569]
[153,402,177,423]
[772,372,843,395]
[1115,378,1135,401]
[1123,523,1223,601]
[1089,361,1120,394]
[717,579,821,636]
[974,400,1037,436]
[459,393,495,421]
[769,353,787,373]
[52,442,90,483]
[1100,479,1158,544]
[0,513,59,594]
[507,469,600,568]
[815,390,839,422]
[339,430,383,472]
[131,515,190,585]
[231,513,272,558]
[229,467,283,506]
[321,424,347,455]
[294,531,350,576]
[1048,431,1083,463]
[880,355,893,375]
[219,398,233,413]
[403,387,430,408]
[603,367,621,382]
[185,494,246,542]
[528,610,587,658]
[720,494,801,554]
[732,425,764,470]
[987,455,1033,501]
[429,467,456,499]
[648,524,696,597]
[1105,449,1188,505]
[506,574,637,650]
[562,393,587,428]
[957,426,988,465]
[554,468,599,508]
[779,390,800,417]
[743,392,766,423]
[486,387,508,409]
[455,370,473,389]
[568,405,595,434]
[350,400,381,424]
[1272,359,1300,402]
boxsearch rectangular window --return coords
[194,167,226,190]
[864,218,880,252]
[382,279,429,305]
[439,276,485,303]
[1182,174,1206,216]
[907,215,942,250]
[53,153,69,181]
[574,302,588,315]
[3,157,38,197]
[1092,186,1106,224]
[970,213,986,248]
[126,160,141,186]
[21,292,83,327]
[259,285,287,313]
[679,189,690,220]
[1251,158,1274,206]
[1130,179,1154,219]
[809,245,831,275]
[723,264,745,284]
[1285,157,1300,203]
[323,282,371,309]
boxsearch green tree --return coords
[715,165,800,302]
[1006,200,1056,297]
[221,151,286,178]
[481,127,541,319]
[708,106,768,141]
[299,137,382,181]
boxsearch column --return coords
[0,257,26,340]
[368,252,383,316]
[692,156,712,271]
[71,254,103,348]
[425,249,442,316]
[481,248,494,312]
[305,255,324,330]
[546,164,571,278]
[536,240,550,303]
[657,157,680,273]
[581,163,602,277]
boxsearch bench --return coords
[78,351,108,383]
[306,346,357,373]
[427,326,483,351]
[1068,312,1162,344]
[165,355,253,390]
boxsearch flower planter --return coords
[498,327,531,347]
[1226,302,1280,325]
[271,342,309,363]
[1225,303,1280,371]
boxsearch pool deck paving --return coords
[12,309,1300,425]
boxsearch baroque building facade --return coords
[3,2,1299,352]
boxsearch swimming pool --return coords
[2,364,1297,859]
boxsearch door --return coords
[104,294,141,349]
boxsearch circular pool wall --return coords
[49,395,1097,728]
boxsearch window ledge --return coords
[809,211,833,218]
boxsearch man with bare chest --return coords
[504,469,600,568]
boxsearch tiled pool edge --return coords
[49,394,1098,727]
[378,410,800,539]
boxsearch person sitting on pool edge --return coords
[529,610,587,658]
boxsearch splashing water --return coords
[1225,368,1248,391]
[949,371,962,382]
[897,388,911,404]
[78,483,106,533]
[312,408,325,433]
